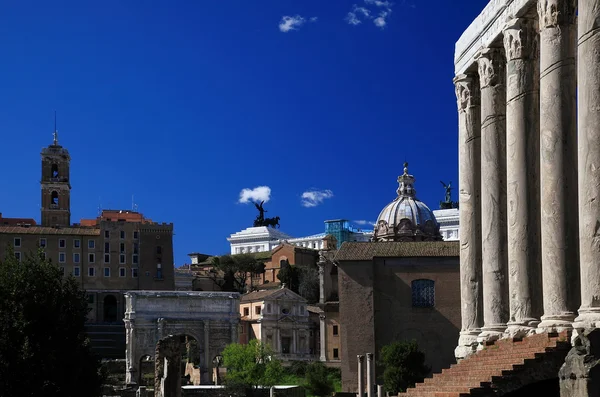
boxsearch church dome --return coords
[373,163,442,242]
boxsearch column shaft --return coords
[537,0,579,332]
[476,47,509,344]
[575,0,600,328]
[366,353,373,397]
[357,355,364,397]
[453,73,483,359]
[503,17,542,337]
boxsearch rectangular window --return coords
[119,267,126,277]
[73,253,80,263]
[120,230,125,239]
[88,253,95,263]
[14,252,21,261]
[132,268,138,278]
[133,243,139,254]
[59,239,66,248]
[88,267,95,277]
[104,267,110,277]
[333,348,339,359]
[133,231,139,239]
[243,307,249,316]
[40,238,47,248]
[104,254,110,264]
[14,237,21,247]
[88,239,95,249]
[104,230,110,239]
[255,306,261,315]
[120,254,126,264]
[333,325,339,336]
[132,254,139,264]
[120,243,125,253]
[73,239,80,248]
[73,266,81,277]
[104,242,110,253]
[59,252,66,263]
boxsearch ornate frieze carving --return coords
[476,48,505,89]
[503,18,538,61]
[453,73,480,113]
[537,0,576,29]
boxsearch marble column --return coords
[319,313,327,361]
[503,17,542,338]
[357,355,365,397]
[366,353,373,397]
[537,0,579,333]
[574,0,600,330]
[453,72,483,359]
[476,47,509,344]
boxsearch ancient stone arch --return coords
[123,291,240,388]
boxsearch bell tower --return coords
[41,129,71,227]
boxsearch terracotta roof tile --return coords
[334,241,459,261]
[0,226,101,236]
[240,289,281,302]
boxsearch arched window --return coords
[51,191,59,206]
[51,164,59,178]
[411,279,435,308]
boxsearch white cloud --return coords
[239,186,271,204]
[279,15,307,32]
[345,0,393,28]
[310,16,318,22]
[354,220,376,226]
[301,189,334,208]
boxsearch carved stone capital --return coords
[537,0,576,29]
[475,48,505,89]
[503,18,538,61]
[453,73,480,112]
[357,355,365,363]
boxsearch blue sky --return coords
[0,0,484,265]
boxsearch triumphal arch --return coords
[123,291,240,388]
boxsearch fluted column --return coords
[537,0,579,333]
[453,73,483,359]
[476,47,509,345]
[503,17,542,338]
[574,0,600,330]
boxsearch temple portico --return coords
[453,0,594,364]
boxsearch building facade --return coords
[0,135,175,357]
[239,287,315,361]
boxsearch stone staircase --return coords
[85,323,126,359]
[399,331,571,397]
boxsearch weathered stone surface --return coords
[476,47,509,345]
[124,291,240,387]
[454,72,483,359]
[503,16,543,338]
[537,0,580,333]
[574,0,600,330]
[560,329,600,397]
[155,335,182,397]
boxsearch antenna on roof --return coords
[52,111,59,145]
[132,194,138,212]
[98,197,102,216]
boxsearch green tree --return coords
[0,248,103,397]
[210,254,266,293]
[379,340,430,394]
[298,265,320,304]
[277,260,299,292]
[304,361,335,397]
[222,340,284,395]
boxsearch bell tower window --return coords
[51,164,59,178]
[51,191,59,207]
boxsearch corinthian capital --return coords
[537,0,576,29]
[475,48,505,89]
[453,73,480,112]
[503,17,538,61]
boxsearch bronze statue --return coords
[440,181,453,203]
[252,201,281,228]
[263,216,280,229]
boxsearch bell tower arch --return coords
[41,130,71,227]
